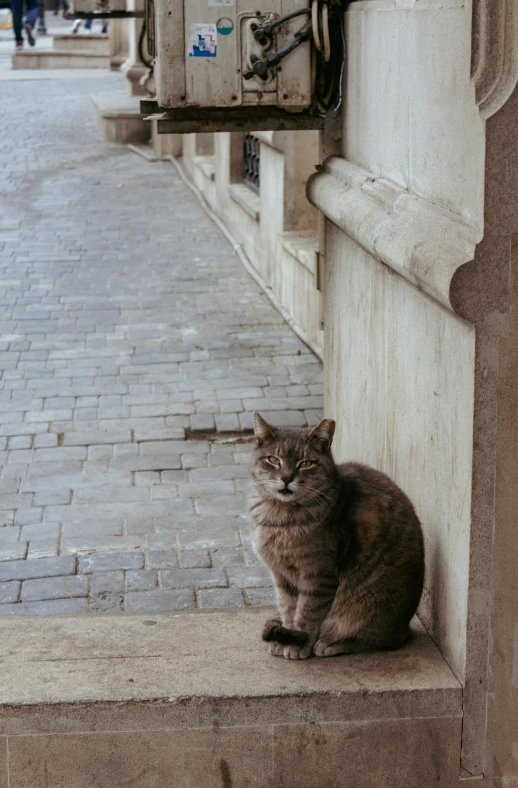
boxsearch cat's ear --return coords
[306,419,335,452]
[253,412,277,446]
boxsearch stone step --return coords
[11,49,110,69]
[53,33,110,55]
[0,608,463,787]
[91,93,151,144]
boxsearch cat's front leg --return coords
[288,573,337,659]
[273,573,298,628]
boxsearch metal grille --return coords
[242,133,260,192]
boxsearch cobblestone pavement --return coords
[0,70,323,615]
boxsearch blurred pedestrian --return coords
[53,0,68,15]
[10,0,38,49]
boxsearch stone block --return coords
[179,549,211,569]
[273,718,461,788]
[245,587,277,607]
[0,581,19,605]
[90,593,124,613]
[91,571,125,595]
[198,587,246,609]
[227,566,272,588]
[0,556,75,583]
[160,568,227,590]
[21,575,88,602]
[125,589,196,612]
[0,543,26,562]
[7,727,272,788]
[78,552,145,573]
[146,550,179,570]
[125,570,157,592]
[26,538,59,560]
[12,50,110,69]
[0,598,87,616]
[91,95,151,145]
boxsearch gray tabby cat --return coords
[248,413,424,660]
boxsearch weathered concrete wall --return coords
[324,222,475,684]
[310,0,484,685]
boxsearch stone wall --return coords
[308,0,518,779]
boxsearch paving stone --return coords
[33,489,72,507]
[0,543,27,562]
[179,549,212,569]
[244,587,277,606]
[91,571,125,595]
[0,71,322,615]
[160,568,227,590]
[227,566,273,588]
[78,552,145,573]
[90,593,125,613]
[0,556,75,583]
[198,588,246,609]
[146,550,179,570]
[0,598,88,616]
[0,581,20,605]
[21,523,60,542]
[21,575,88,602]
[0,527,21,545]
[126,589,196,612]
[188,465,250,482]
[27,538,59,560]
[195,495,246,515]
[189,414,215,432]
[211,547,247,567]
[126,570,158,592]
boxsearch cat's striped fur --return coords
[248,413,424,660]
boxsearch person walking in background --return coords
[10,0,38,49]
[71,0,108,34]
[53,0,68,15]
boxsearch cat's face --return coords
[250,413,336,505]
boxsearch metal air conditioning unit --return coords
[144,0,345,133]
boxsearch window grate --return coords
[242,133,260,192]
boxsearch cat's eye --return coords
[267,456,280,466]
[299,460,313,469]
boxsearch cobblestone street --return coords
[0,68,323,614]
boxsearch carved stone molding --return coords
[472,0,518,118]
[306,157,481,311]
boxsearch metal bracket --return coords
[141,102,325,134]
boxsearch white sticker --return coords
[188,23,218,57]
[209,0,234,6]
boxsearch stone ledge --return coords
[280,231,319,275]
[91,94,150,144]
[307,156,482,310]
[0,608,461,735]
[53,34,109,55]
[229,184,260,222]
[12,50,110,70]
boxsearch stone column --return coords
[109,17,129,71]
[120,0,149,96]
[307,0,518,780]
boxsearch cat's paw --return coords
[283,643,313,660]
[313,638,345,657]
[268,641,285,657]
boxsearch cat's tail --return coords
[262,618,309,646]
